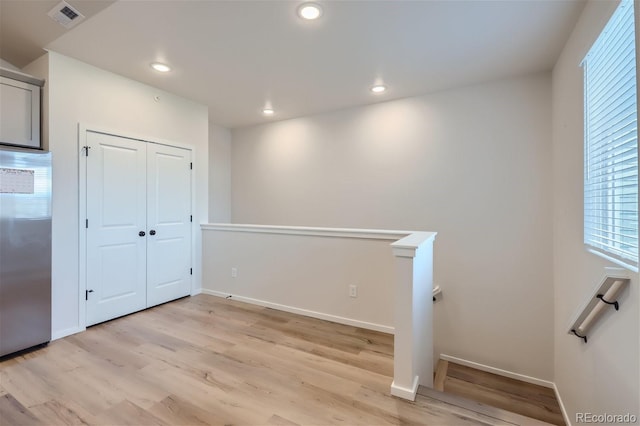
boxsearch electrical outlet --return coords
[349,285,357,298]
[231,267,237,278]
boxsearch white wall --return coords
[23,51,209,339]
[209,122,231,222]
[552,0,639,421]
[0,58,21,71]
[202,228,397,332]
[230,73,554,381]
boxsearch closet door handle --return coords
[149,230,156,236]
[139,231,146,237]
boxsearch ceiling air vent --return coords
[47,1,85,29]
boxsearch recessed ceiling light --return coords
[150,62,171,73]
[371,85,387,93]
[298,2,322,20]
[263,108,275,116]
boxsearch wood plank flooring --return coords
[1,295,550,425]
[435,360,564,425]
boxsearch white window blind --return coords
[583,0,638,266]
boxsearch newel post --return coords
[390,232,437,401]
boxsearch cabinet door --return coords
[0,77,40,149]
[146,144,192,307]
[86,132,147,326]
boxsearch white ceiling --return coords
[2,0,585,129]
[0,0,115,68]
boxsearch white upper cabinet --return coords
[0,68,44,149]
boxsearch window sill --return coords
[586,247,639,273]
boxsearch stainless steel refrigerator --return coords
[0,147,51,357]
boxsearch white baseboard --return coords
[51,326,85,341]
[553,383,571,426]
[191,287,203,296]
[390,376,419,401]
[439,354,554,389]
[200,289,395,334]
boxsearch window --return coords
[583,0,638,268]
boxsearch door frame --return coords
[78,123,195,330]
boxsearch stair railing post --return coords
[390,233,436,401]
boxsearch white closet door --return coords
[146,144,192,307]
[86,132,147,326]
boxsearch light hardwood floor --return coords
[1,295,550,425]
[434,361,564,426]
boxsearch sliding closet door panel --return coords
[86,132,147,326]
[146,144,191,307]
